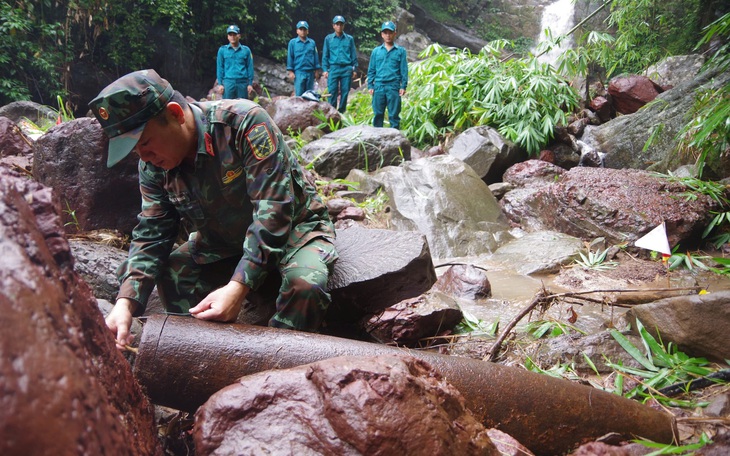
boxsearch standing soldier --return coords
[322,15,358,113]
[367,21,408,129]
[216,25,255,99]
[287,21,321,96]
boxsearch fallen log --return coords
[134,315,676,456]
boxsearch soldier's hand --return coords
[106,298,137,350]
[190,281,249,322]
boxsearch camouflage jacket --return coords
[117,99,335,310]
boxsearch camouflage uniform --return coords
[89,71,337,332]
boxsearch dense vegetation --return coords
[0,0,398,107]
[1,0,727,167]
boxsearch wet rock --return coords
[704,393,730,417]
[194,355,500,455]
[491,230,584,275]
[534,332,648,375]
[326,197,356,217]
[336,206,366,221]
[300,125,411,179]
[568,441,653,455]
[433,263,492,300]
[589,96,612,123]
[502,159,565,187]
[646,54,705,89]
[582,67,730,179]
[0,100,57,126]
[608,75,664,114]
[328,226,437,318]
[364,291,463,346]
[70,239,129,302]
[32,117,141,236]
[446,125,528,184]
[626,291,730,361]
[348,155,514,258]
[500,167,716,246]
[265,96,341,134]
[0,165,161,456]
[0,117,33,157]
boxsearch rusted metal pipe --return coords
[135,315,676,456]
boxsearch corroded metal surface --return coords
[135,315,676,456]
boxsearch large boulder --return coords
[193,355,500,455]
[328,226,437,318]
[299,125,411,179]
[626,291,730,361]
[581,66,730,178]
[646,54,706,89]
[607,75,664,115]
[409,3,488,53]
[500,166,716,246]
[32,117,140,235]
[0,100,57,126]
[0,165,161,456]
[348,155,514,258]
[265,96,341,134]
[447,126,528,184]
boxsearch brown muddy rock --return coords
[194,355,500,455]
[32,117,141,235]
[568,441,653,455]
[626,291,730,361]
[502,159,565,187]
[0,117,33,157]
[433,263,491,299]
[265,96,341,134]
[326,197,356,217]
[364,291,463,346]
[0,166,161,456]
[500,167,716,246]
[608,75,664,115]
[589,96,613,123]
[336,205,366,221]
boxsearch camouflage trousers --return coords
[156,237,338,332]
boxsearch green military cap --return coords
[89,69,173,167]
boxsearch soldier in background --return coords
[216,25,255,99]
[89,69,337,348]
[322,15,358,113]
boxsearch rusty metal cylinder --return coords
[135,315,676,455]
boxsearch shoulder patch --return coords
[246,122,277,160]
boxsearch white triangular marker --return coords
[635,222,671,255]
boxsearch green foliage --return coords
[675,12,730,179]
[633,434,712,455]
[0,1,66,104]
[63,200,81,232]
[402,42,580,153]
[573,247,618,271]
[607,320,718,406]
[525,319,586,339]
[667,246,711,271]
[606,0,704,75]
[453,310,498,336]
[339,91,374,128]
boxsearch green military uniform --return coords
[89,70,337,332]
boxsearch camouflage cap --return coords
[88,69,173,167]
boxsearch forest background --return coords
[1,0,728,168]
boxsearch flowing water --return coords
[534,0,576,65]
[437,254,730,337]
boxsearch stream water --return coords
[437,254,730,337]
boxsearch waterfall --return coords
[535,0,575,65]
